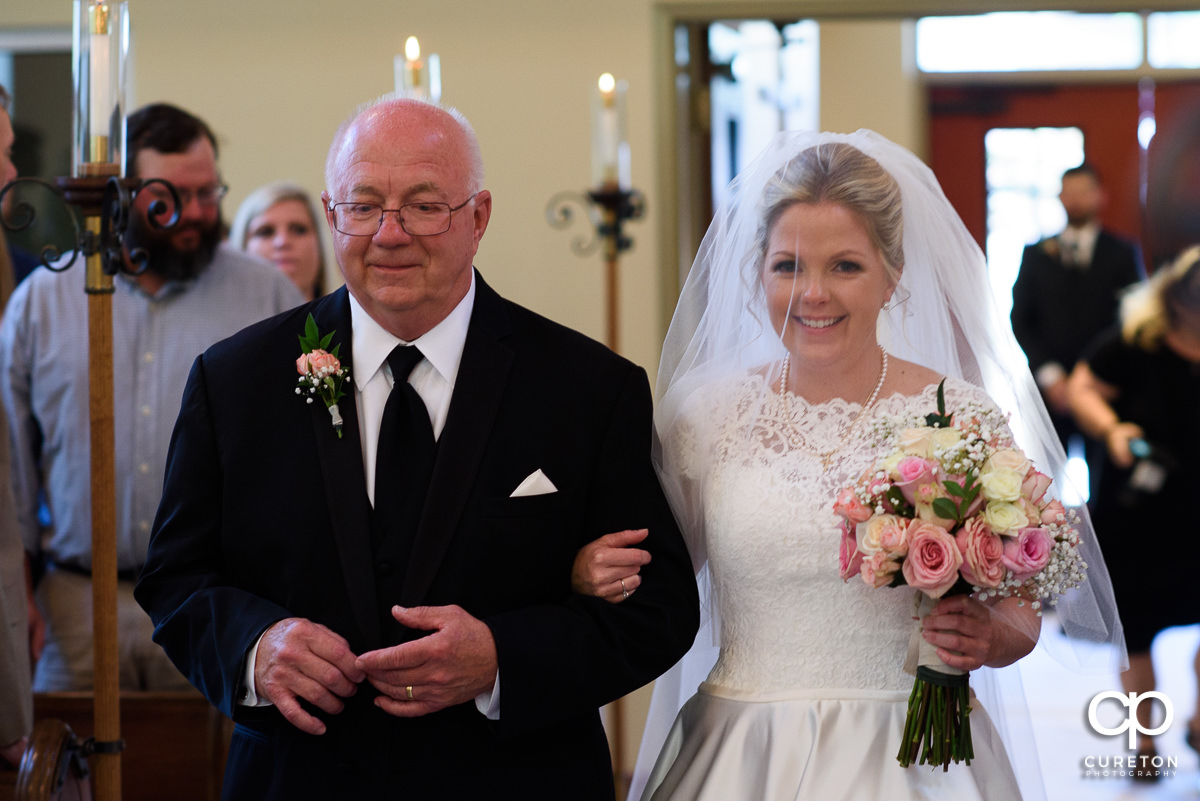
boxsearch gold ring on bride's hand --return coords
[406,685,414,701]
[620,579,629,599]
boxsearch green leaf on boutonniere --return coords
[298,313,338,355]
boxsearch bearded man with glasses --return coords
[136,96,699,800]
[0,102,304,693]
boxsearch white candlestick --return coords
[89,3,111,140]
[597,74,618,185]
[403,36,425,99]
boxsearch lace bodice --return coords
[673,375,995,695]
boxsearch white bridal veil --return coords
[631,129,1127,801]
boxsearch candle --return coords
[597,73,618,187]
[89,1,111,140]
[405,36,424,97]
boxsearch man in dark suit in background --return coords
[135,97,699,800]
[1011,163,1142,502]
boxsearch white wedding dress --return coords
[641,376,1023,801]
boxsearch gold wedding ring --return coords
[406,685,414,701]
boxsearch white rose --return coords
[984,448,1031,476]
[881,450,905,479]
[980,468,1024,503]
[930,427,963,453]
[982,501,1028,535]
[897,428,933,458]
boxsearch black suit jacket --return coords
[135,274,699,800]
[1010,229,1142,374]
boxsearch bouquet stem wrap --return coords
[898,593,973,770]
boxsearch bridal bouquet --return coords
[834,382,1086,770]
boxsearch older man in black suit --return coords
[136,98,699,800]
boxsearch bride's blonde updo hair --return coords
[753,142,905,283]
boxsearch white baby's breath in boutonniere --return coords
[296,314,349,438]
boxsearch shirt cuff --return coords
[474,668,500,720]
[239,630,273,708]
[1035,362,1066,390]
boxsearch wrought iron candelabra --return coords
[2,173,178,801]
[545,185,645,353]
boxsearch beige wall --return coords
[819,19,925,158]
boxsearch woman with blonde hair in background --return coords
[1069,244,1200,771]
[230,180,328,301]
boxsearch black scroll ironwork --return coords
[1,175,181,277]
[545,186,646,258]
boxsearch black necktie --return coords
[371,345,436,555]
[1062,238,1082,268]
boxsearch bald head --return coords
[319,94,493,340]
[324,97,484,199]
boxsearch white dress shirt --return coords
[350,278,473,504]
[1059,221,1099,269]
[243,275,501,718]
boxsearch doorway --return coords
[928,80,1200,277]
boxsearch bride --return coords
[573,130,1125,800]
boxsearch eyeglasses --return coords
[327,193,478,237]
[142,182,229,209]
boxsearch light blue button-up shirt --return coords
[0,244,305,570]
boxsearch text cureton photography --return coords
[1082,689,1178,781]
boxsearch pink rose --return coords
[1040,499,1066,526]
[901,520,964,598]
[877,518,910,557]
[955,516,1005,588]
[1001,526,1054,580]
[297,349,341,377]
[857,514,908,557]
[861,550,901,589]
[1019,498,1043,526]
[833,488,872,525]
[1021,469,1053,505]
[310,349,340,375]
[839,523,864,581]
[893,456,938,506]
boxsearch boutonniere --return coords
[1039,237,1061,259]
[296,314,350,438]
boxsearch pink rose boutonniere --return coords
[296,314,350,438]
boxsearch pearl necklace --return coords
[779,344,889,469]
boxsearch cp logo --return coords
[1087,691,1173,749]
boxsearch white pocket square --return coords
[510,469,557,497]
